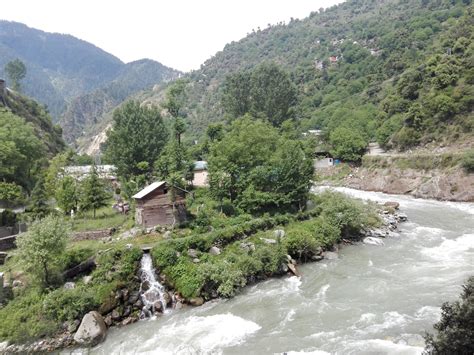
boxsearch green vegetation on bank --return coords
[151,190,380,299]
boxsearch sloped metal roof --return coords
[132,181,166,199]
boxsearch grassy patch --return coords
[69,205,132,232]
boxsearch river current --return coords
[83,188,474,354]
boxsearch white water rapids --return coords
[76,188,473,354]
[140,253,170,316]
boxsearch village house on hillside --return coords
[192,161,208,187]
[64,165,117,183]
[132,181,187,228]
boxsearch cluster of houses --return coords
[63,161,209,229]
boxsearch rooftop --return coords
[132,181,166,199]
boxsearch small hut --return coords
[192,161,208,187]
[132,181,187,228]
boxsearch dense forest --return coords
[132,0,473,156]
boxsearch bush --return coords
[43,287,98,322]
[284,228,319,262]
[424,276,474,354]
[165,258,204,298]
[461,150,474,173]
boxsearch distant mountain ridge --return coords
[0,21,181,143]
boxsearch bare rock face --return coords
[74,311,107,346]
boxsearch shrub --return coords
[461,150,474,173]
[284,228,319,262]
[312,217,342,247]
[202,260,246,297]
[43,287,98,322]
[152,244,178,270]
[165,258,204,298]
[424,276,474,354]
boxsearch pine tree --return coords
[80,164,110,218]
[29,176,51,219]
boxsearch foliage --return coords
[0,108,44,192]
[15,215,70,287]
[329,127,367,161]
[5,59,26,92]
[221,62,296,127]
[208,117,313,214]
[423,276,474,354]
[0,182,25,206]
[461,149,474,173]
[28,175,51,219]
[80,164,110,218]
[55,176,79,215]
[105,100,168,179]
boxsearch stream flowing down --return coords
[84,188,473,355]
[140,253,171,316]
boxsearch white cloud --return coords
[2,0,343,72]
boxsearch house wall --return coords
[314,158,334,169]
[135,187,186,228]
[193,170,208,187]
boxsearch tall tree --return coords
[16,215,70,287]
[162,79,187,119]
[80,164,110,218]
[29,175,51,219]
[55,176,79,215]
[5,59,27,92]
[105,101,168,179]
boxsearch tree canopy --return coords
[105,100,168,179]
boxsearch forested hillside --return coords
[60,59,181,144]
[136,0,473,154]
[0,88,65,202]
[0,21,181,131]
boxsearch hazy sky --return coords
[2,0,343,72]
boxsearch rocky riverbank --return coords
[0,203,406,354]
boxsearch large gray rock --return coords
[188,297,204,307]
[273,229,285,239]
[209,246,221,255]
[74,311,107,346]
[187,249,199,258]
[260,238,277,245]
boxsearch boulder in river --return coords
[74,311,107,346]
[363,237,385,246]
[188,297,204,306]
[384,201,400,210]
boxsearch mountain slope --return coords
[135,0,473,152]
[0,21,181,129]
[60,59,181,144]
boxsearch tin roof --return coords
[194,161,208,171]
[132,181,166,199]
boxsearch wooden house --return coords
[132,181,187,228]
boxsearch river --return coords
[83,188,474,354]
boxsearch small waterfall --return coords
[139,253,172,317]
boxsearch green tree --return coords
[0,109,43,191]
[16,215,70,287]
[163,79,187,119]
[0,182,25,207]
[105,101,168,179]
[424,276,474,354]
[80,165,110,218]
[5,59,27,92]
[55,176,79,215]
[329,127,367,161]
[221,63,296,127]
[29,175,51,219]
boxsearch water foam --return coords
[421,233,474,262]
[145,313,261,354]
[343,338,423,354]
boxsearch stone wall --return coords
[72,228,115,242]
[0,235,16,251]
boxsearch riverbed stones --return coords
[384,201,400,210]
[363,237,385,246]
[188,296,204,306]
[74,311,107,346]
[209,246,221,255]
[287,263,300,276]
[324,251,339,260]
